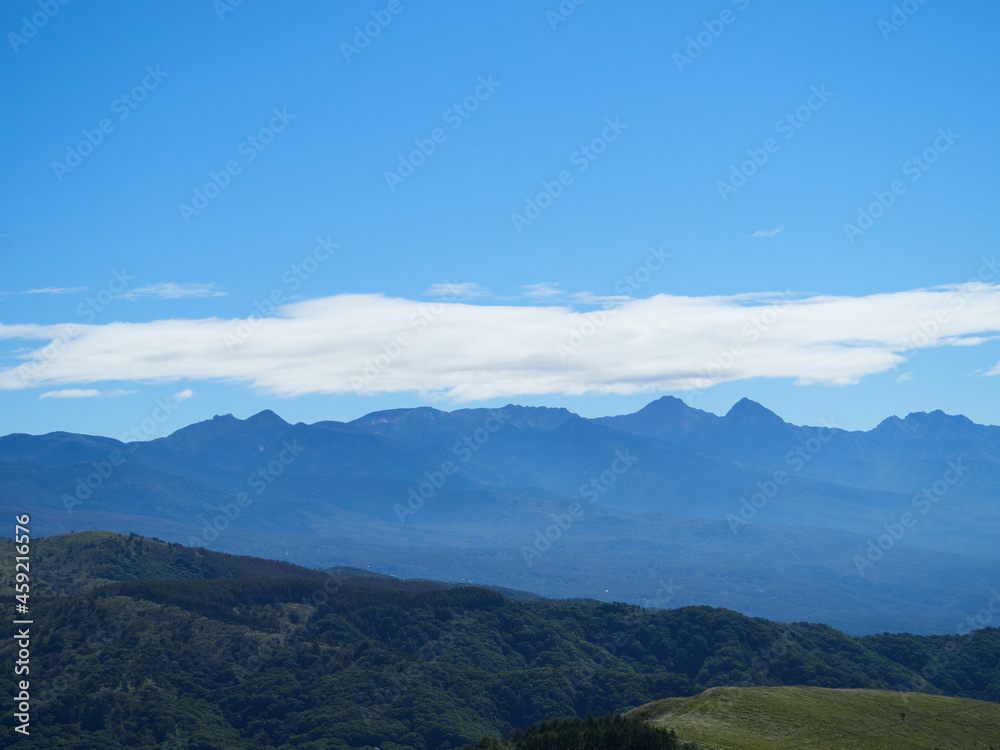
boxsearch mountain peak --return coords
[724,398,785,425]
[669,397,804,465]
[872,409,983,440]
[871,409,979,440]
[642,394,696,413]
[158,409,290,452]
[491,404,577,430]
[246,409,290,428]
[348,406,446,432]
[903,409,971,425]
[592,395,718,444]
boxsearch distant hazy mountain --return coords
[2,397,999,635]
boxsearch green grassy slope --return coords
[632,686,1000,749]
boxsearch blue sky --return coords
[1,0,999,439]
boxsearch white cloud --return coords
[0,287,87,297]
[942,335,999,347]
[118,282,226,300]
[566,291,630,306]
[2,285,1000,401]
[424,281,627,306]
[425,282,490,300]
[23,287,88,295]
[172,388,194,401]
[38,388,137,399]
[751,228,784,238]
[520,282,563,299]
[896,372,915,383]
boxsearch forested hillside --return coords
[1,532,998,749]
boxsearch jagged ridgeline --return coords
[0,532,998,749]
[5,400,1000,636]
[7,396,1000,635]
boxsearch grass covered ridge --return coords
[632,685,1000,749]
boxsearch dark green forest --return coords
[465,713,692,750]
[0,532,997,749]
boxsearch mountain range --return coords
[3,396,998,635]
